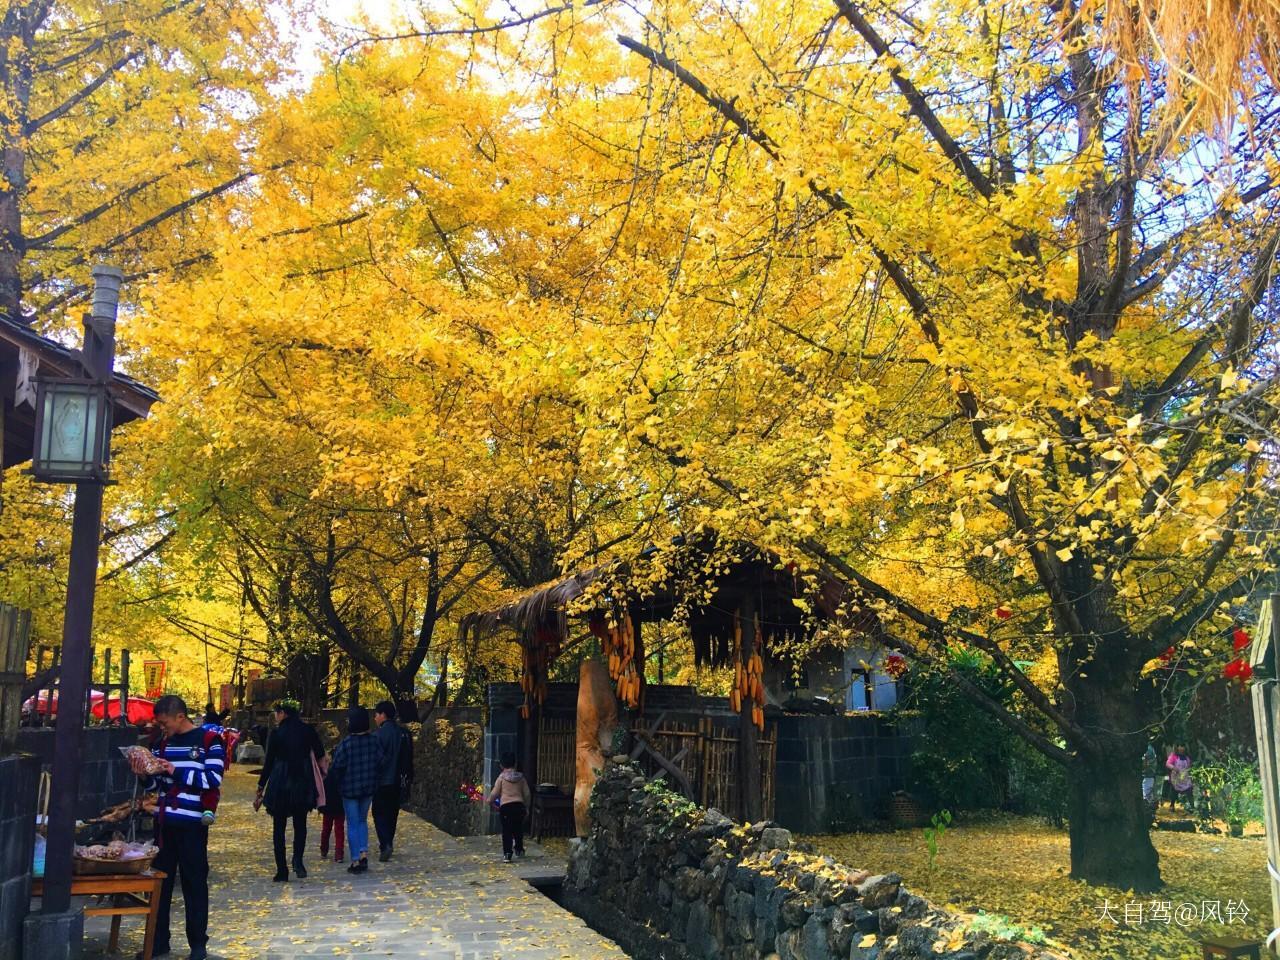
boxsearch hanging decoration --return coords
[142,660,167,699]
[884,653,908,680]
[729,611,765,731]
[600,608,641,709]
[518,625,560,719]
[1224,626,1253,688]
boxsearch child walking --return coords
[487,752,531,863]
[1166,744,1194,810]
[319,754,345,863]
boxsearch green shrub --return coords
[896,645,1067,824]
[1006,737,1069,827]
[1195,756,1263,825]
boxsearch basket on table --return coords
[72,853,157,876]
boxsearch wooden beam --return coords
[1250,595,1280,934]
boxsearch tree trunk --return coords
[1064,673,1161,891]
[395,695,420,723]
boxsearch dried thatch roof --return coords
[458,537,876,669]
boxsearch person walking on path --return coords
[254,699,325,881]
[1141,742,1159,819]
[329,705,383,874]
[487,752,530,864]
[128,694,224,960]
[1166,744,1194,810]
[372,700,413,862]
[318,752,346,863]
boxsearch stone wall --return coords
[15,727,139,821]
[567,762,1067,960]
[774,713,919,833]
[404,719,484,836]
[0,754,37,960]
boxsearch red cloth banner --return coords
[142,660,167,699]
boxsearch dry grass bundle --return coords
[1079,0,1280,134]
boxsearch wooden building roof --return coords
[0,314,159,469]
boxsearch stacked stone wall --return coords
[404,719,484,836]
[566,762,1067,960]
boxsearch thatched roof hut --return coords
[459,535,876,675]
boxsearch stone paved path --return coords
[80,769,628,959]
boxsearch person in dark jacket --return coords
[372,700,409,861]
[328,706,384,874]
[254,699,324,881]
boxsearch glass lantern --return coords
[29,378,112,482]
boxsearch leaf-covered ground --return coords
[545,813,1269,958]
[802,813,1269,960]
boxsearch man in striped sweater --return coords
[128,694,224,960]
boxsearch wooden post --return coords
[347,660,359,709]
[738,594,763,823]
[119,649,130,725]
[1250,595,1280,934]
[0,605,32,751]
[632,608,646,713]
[101,647,112,723]
[86,645,96,721]
[34,644,46,725]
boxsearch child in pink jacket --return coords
[486,752,531,863]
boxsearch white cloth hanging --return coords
[15,348,37,408]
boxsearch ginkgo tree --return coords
[125,40,636,720]
[0,0,291,323]
[350,0,1280,891]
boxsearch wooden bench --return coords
[31,870,166,959]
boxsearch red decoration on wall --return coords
[1224,658,1253,685]
[884,653,908,679]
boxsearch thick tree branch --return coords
[616,33,1087,643]
[832,0,995,200]
[25,47,144,134]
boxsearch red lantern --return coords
[1233,627,1250,652]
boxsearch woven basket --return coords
[73,854,156,876]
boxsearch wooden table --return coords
[31,870,166,959]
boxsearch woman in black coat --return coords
[254,700,324,881]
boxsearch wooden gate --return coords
[0,604,32,751]
[536,712,775,822]
[537,715,576,792]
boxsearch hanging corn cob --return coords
[519,626,560,720]
[599,607,641,709]
[730,611,766,732]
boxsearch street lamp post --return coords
[25,266,121,957]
